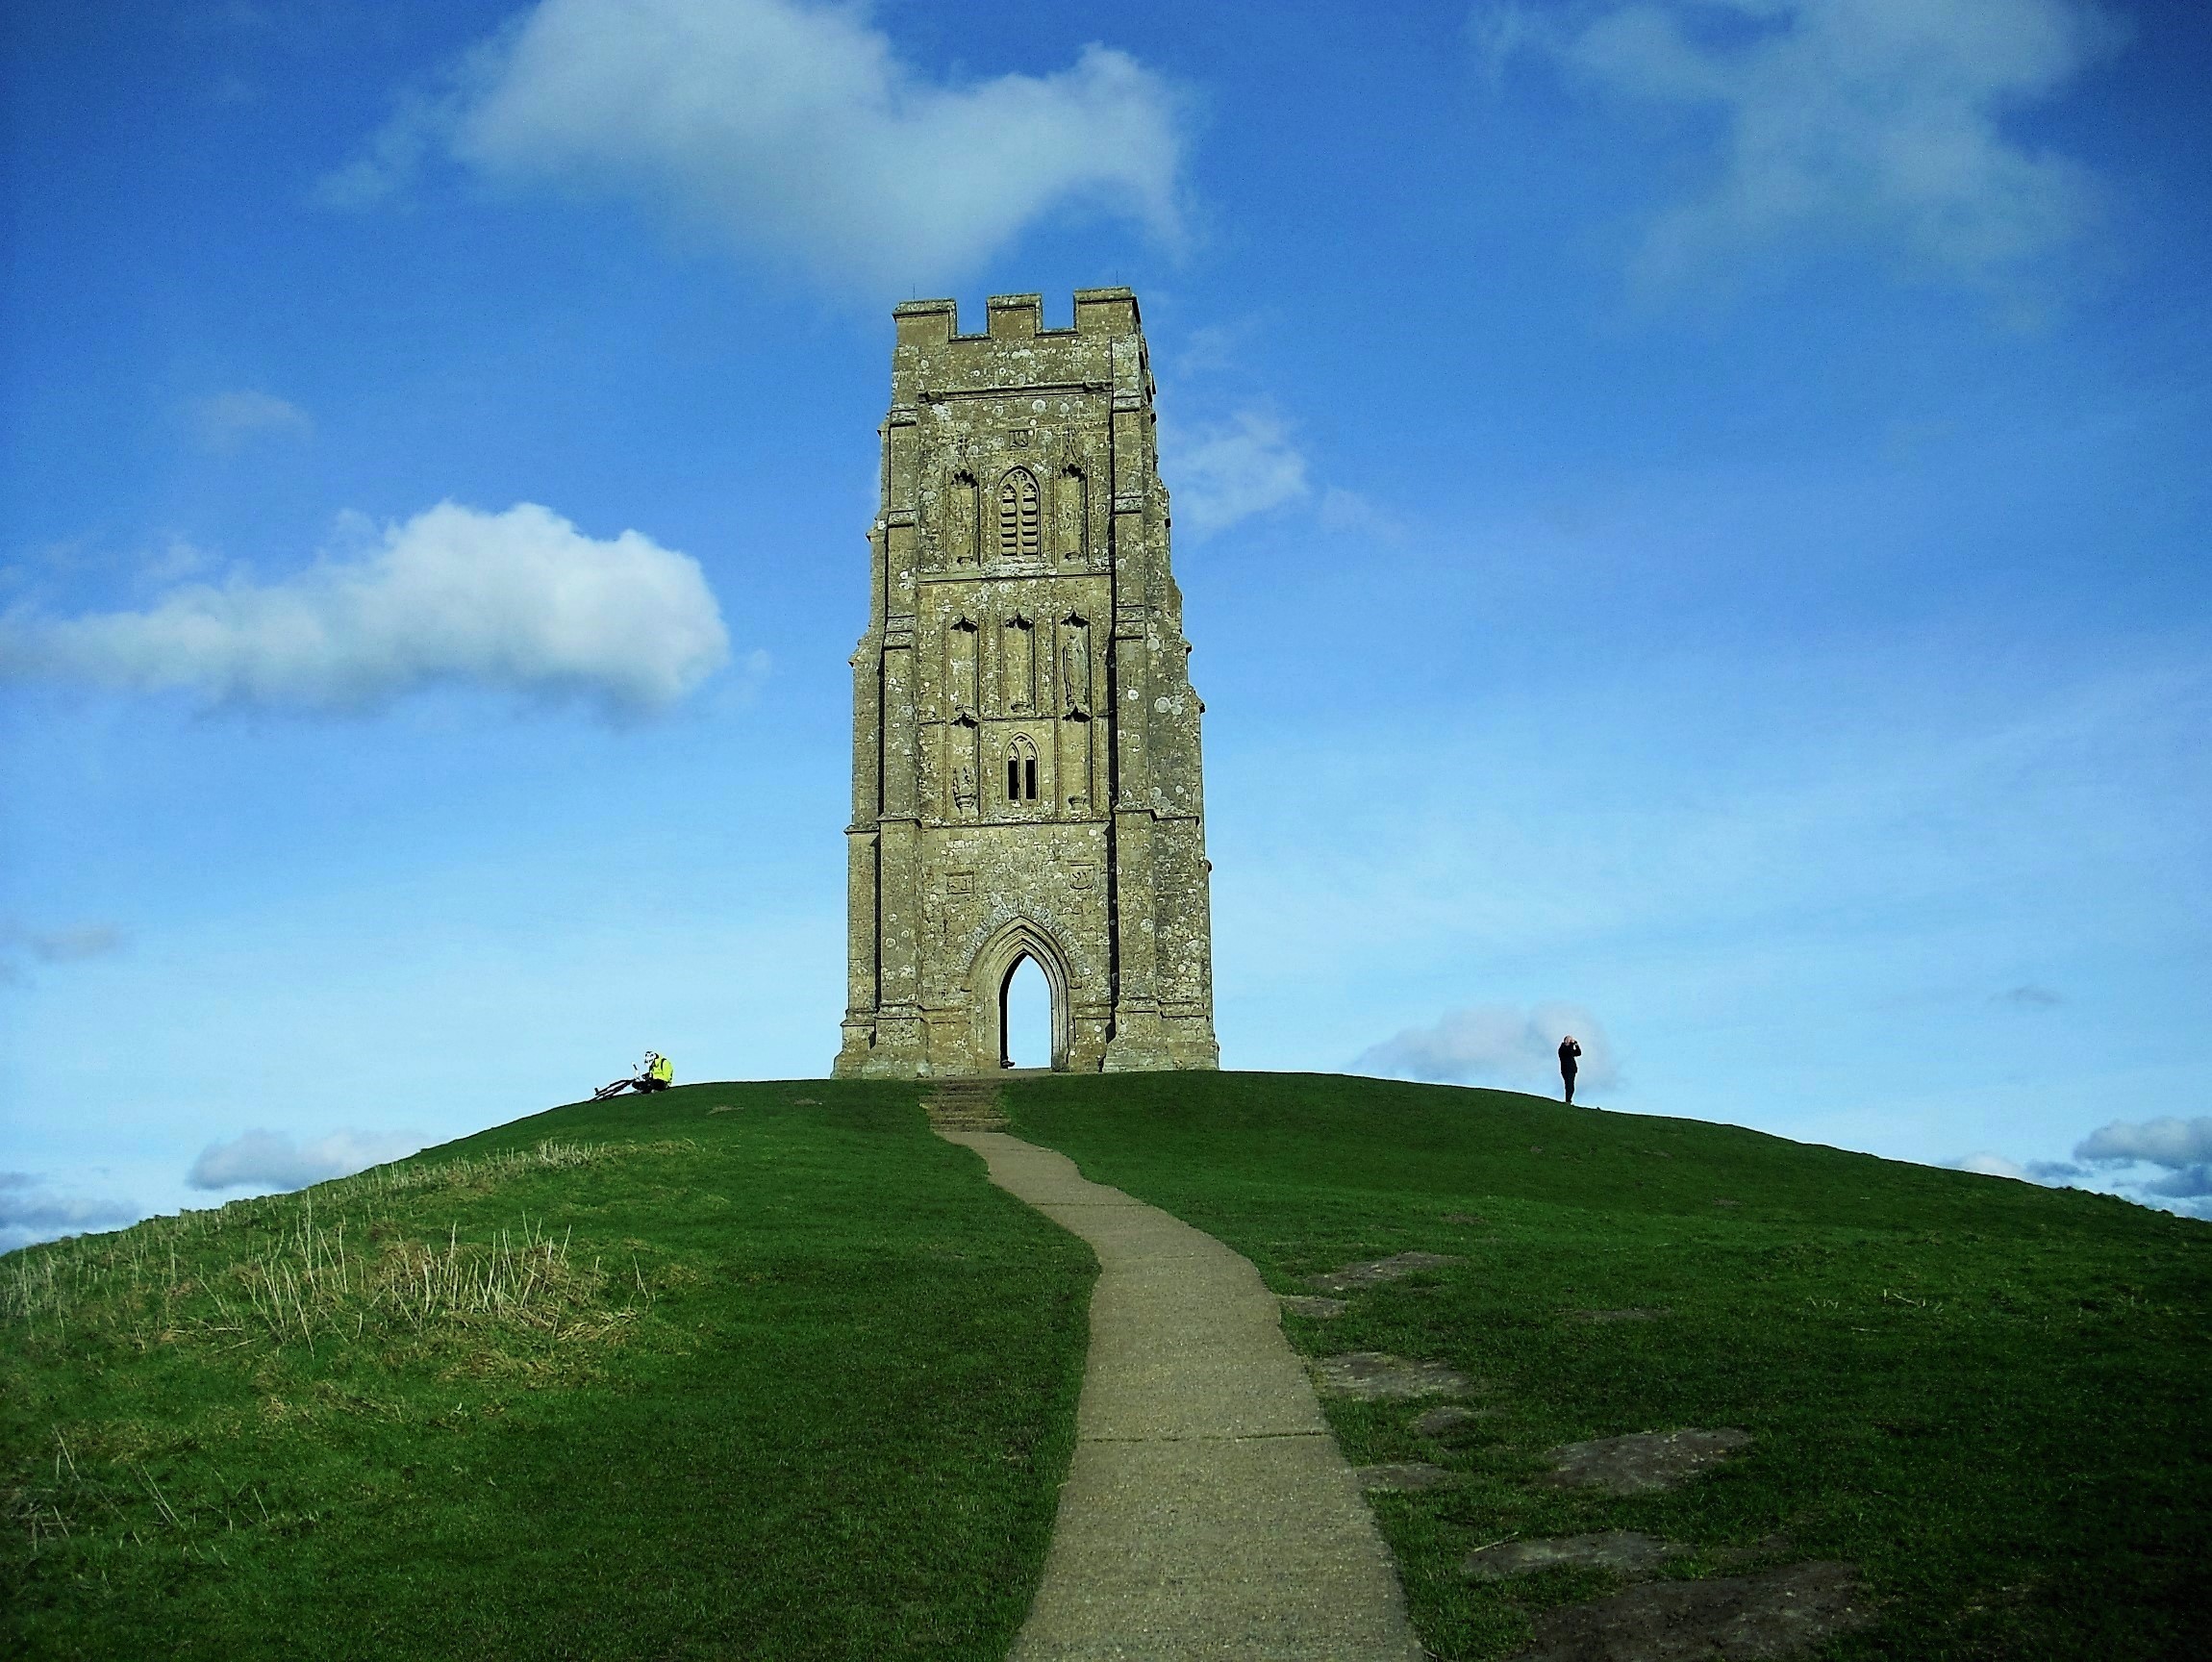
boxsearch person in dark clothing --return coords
[1558,1035,1582,1104]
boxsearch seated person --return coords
[594,1051,675,1098]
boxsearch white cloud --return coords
[321,0,1186,289]
[1353,1002,1620,1095]
[0,501,730,716]
[1161,408,1310,539]
[2074,1119,2212,1220]
[2074,1116,2212,1170]
[1945,1151,2031,1180]
[0,1171,143,1251]
[193,390,313,453]
[1477,0,2122,289]
[187,1127,427,1193]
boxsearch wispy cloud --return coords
[1354,1003,1619,1095]
[1221,650,2208,995]
[1160,408,1310,539]
[2,922,126,964]
[1474,0,2124,293]
[0,1171,142,1251]
[192,390,312,454]
[318,0,1186,290]
[0,921,128,985]
[1318,486,1410,542]
[0,501,730,717]
[187,1127,426,1193]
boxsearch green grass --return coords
[13,1071,2205,1660]
[2,1081,1094,1661]
[1004,1071,2212,1662]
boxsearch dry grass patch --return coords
[3,1139,691,1349]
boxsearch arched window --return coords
[1006,735,1039,804]
[998,467,1041,560]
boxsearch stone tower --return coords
[834,289,1220,1078]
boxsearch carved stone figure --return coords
[834,290,1220,1076]
[1062,631,1089,717]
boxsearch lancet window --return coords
[998,467,1041,560]
[1006,735,1040,804]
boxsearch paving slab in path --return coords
[943,1129,1426,1662]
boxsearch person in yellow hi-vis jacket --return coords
[593,1052,674,1098]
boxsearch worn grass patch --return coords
[3,1082,1094,1661]
[1005,1070,2211,1661]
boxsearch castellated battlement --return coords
[889,290,1151,408]
[892,288,1142,345]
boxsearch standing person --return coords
[1558,1035,1582,1104]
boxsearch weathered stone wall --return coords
[835,289,1220,1077]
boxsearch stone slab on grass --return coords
[1465,1531,1688,1581]
[1565,1307,1668,1323]
[1277,1294,1349,1319]
[1506,1561,1873,1660]
[1411,1403,1491,1437]
[1304,1251,1461,1293]
[1545,1428,1753,1495]
[1355,1462,1459,1492]
[1312,1351,1475,1400]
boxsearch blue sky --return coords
[4,0,2208,1246]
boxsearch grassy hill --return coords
[2,1083,1093,1660]
[6,1071,2207,1660]
[1006,1071,2212,1660]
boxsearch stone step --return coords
[925,1077,1010,1132]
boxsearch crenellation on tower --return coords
[835,287,1219,1078]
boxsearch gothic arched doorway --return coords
[968,919,1073,1072]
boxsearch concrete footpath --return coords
[941,1130,1427,1662]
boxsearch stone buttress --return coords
[834,289,1220,1077]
